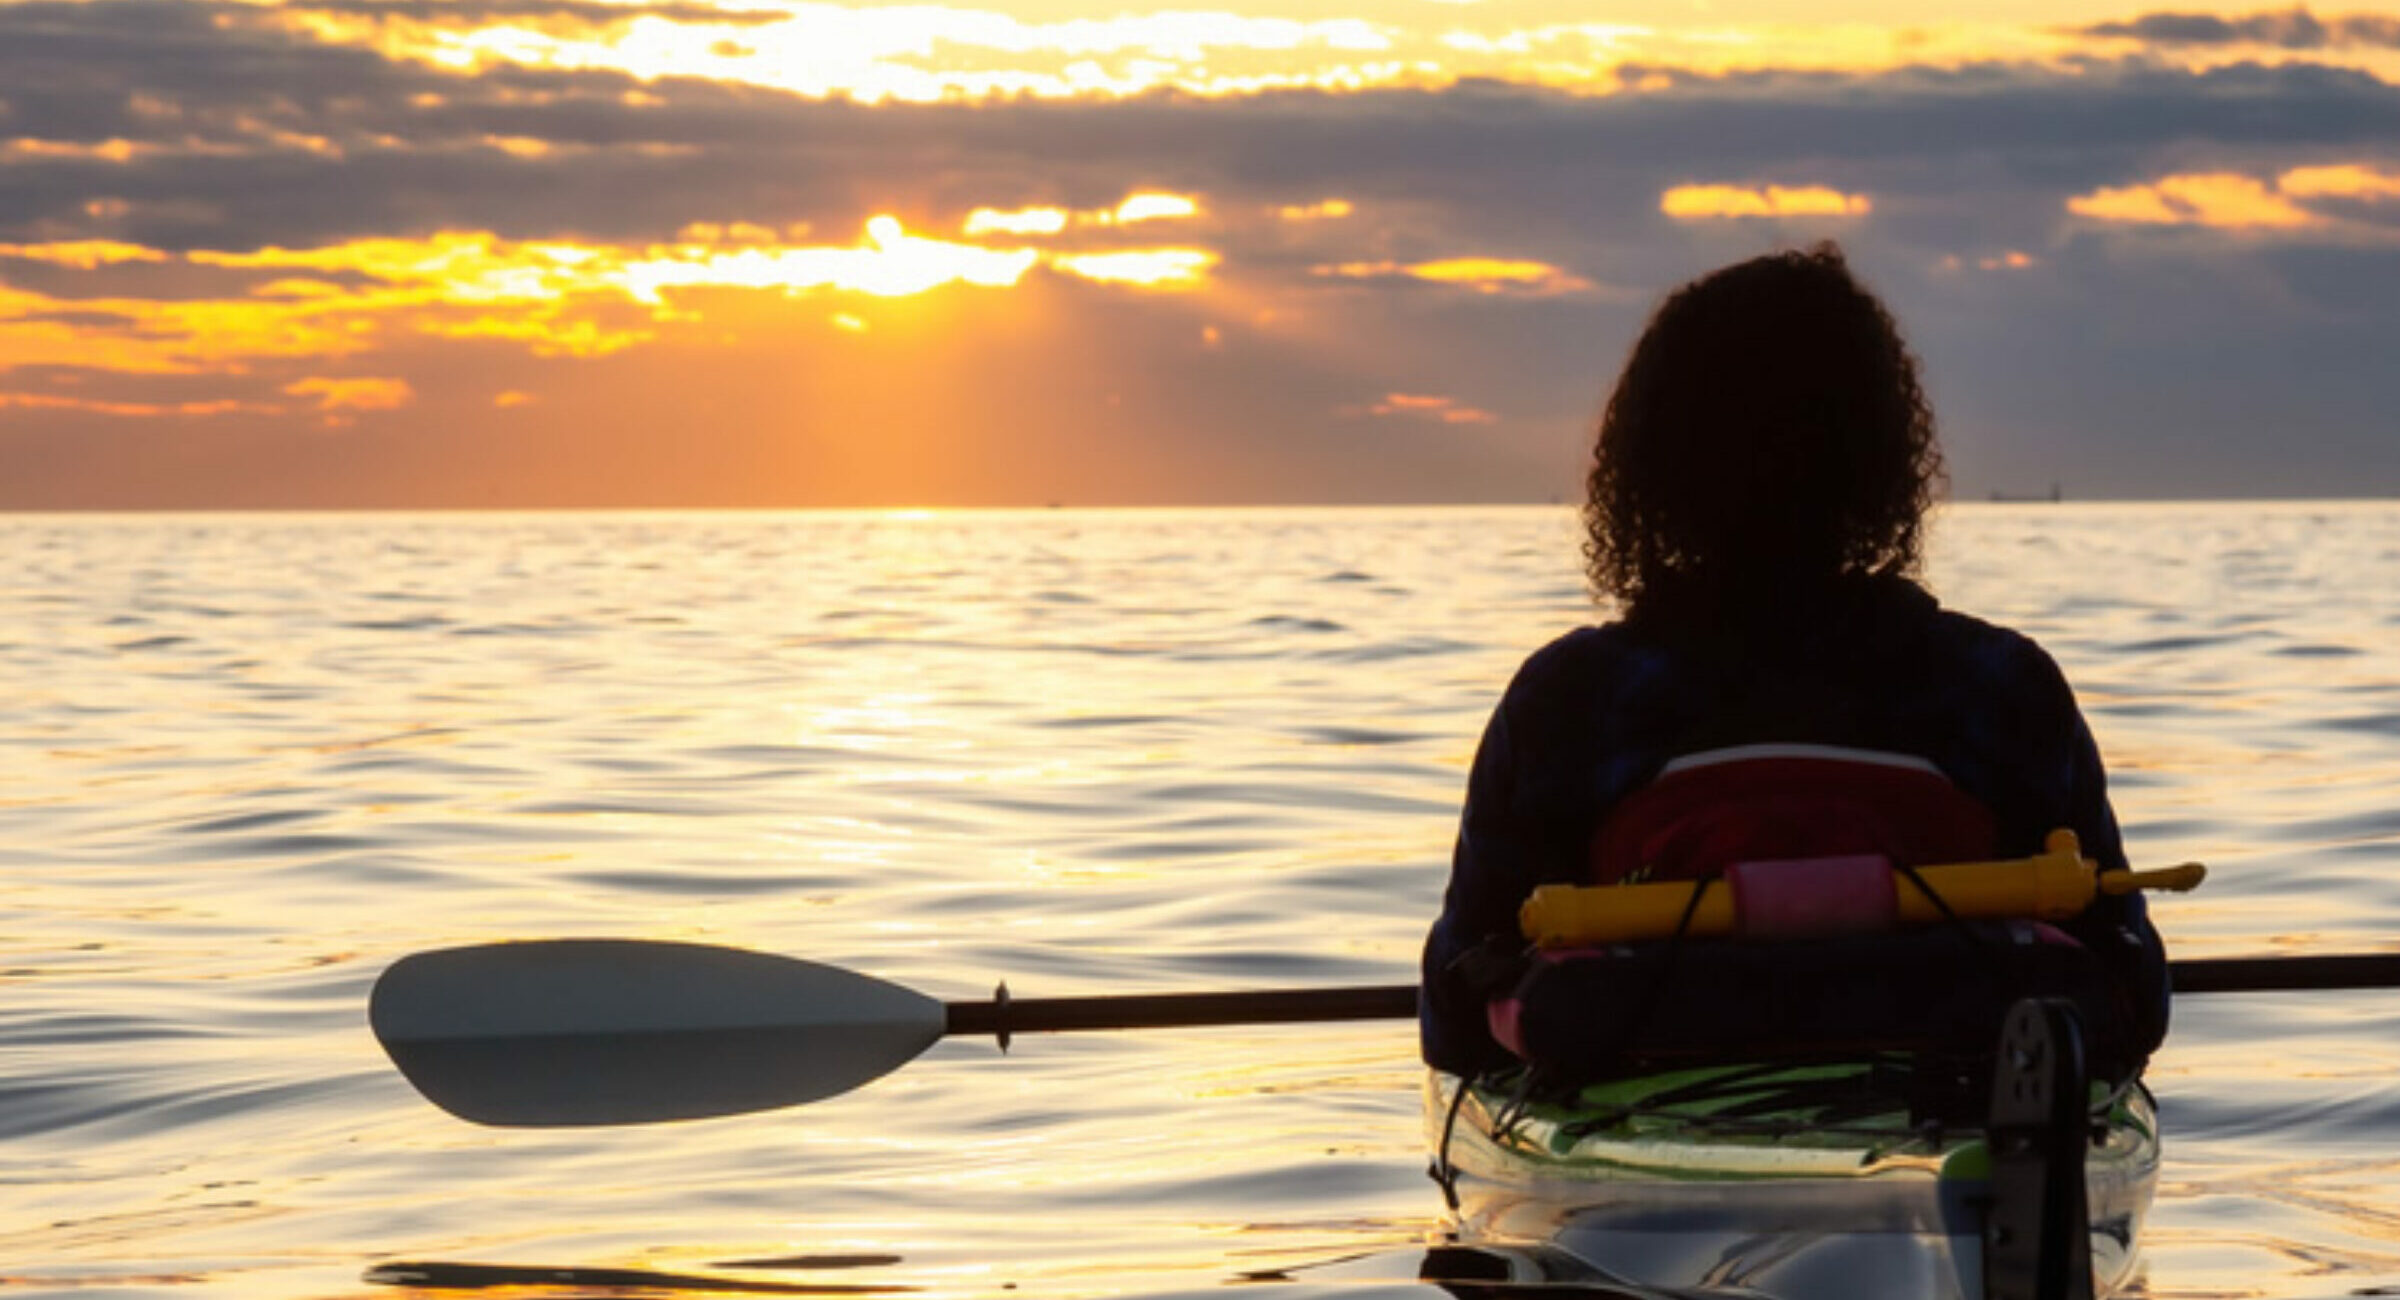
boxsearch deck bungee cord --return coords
[1433,866,1722,1211]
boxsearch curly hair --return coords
[1583,243,1943,615]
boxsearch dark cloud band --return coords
[2079,8,2400,50]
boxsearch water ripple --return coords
[3,504,2397,1300]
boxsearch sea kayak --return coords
[1427,1055,2158,1299]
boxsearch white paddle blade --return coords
[370,940,947,1127]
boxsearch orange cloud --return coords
[965,206,1070,236]
[2278,164,2400,201]
[1278,199,1354,221]
[1051,249,1216,288]
[284,376,415,412]
[2065,163,2400,232]
[0,240,170,269]
[1660,184,1873,219]
[960,193,1202,237]
[0,391,271,418]
[1358,392,1498,425]
[1109,193,1201,224]
[1938,250,2040,273]
[1408,258,1569,287]
[1315,257,1591,295]
[1,137,150,163]
[2068,172,2318,228]
[620,216,1041,301]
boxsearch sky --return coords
[2,0,2397,507]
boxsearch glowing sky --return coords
[3,0,2398,505]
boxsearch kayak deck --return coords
[1428,1061,2158,1299]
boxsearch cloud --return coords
[957,194,1196,238]
[1109,193,1201,224]
[1277,199,1354,221]
[0,389,273,418]
[965,206,1070,236]
[285,374,414,411]
[2078,8,2400,50]
[618,216,1044,300]
[1049,249,1215,288]
[2068,172,2320,227]
[0,240,171,269]
[1355,392,1500,425]
[1313,259,1594,295]
[2281,162,2400,198]
[1936,249,2039,272]
[1660,183,1873,219]
[2067,163,2400,233]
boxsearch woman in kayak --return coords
[1419,243,2169,1079]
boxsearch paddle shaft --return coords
[941,953,2400,1040]
[946,984,1417,1038]
[2170,953,2400,994]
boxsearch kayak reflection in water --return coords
[1418,242,2170,1085]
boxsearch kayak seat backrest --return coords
[1587,743,1997,886]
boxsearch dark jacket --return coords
[1418,574,2168,1076]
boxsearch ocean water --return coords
[5,502,2398,1300]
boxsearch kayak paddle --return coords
[370,939,2400,1127]
[368,939,1413,1126]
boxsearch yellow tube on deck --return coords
[1519,829,2205,949]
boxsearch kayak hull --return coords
[1427,1066,2158,1299]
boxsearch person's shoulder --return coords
[1510,620,1654,683]
[1901,588,2075,694]
[1496,621,1677,724]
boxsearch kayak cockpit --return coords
[1429,999,2158,1300]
